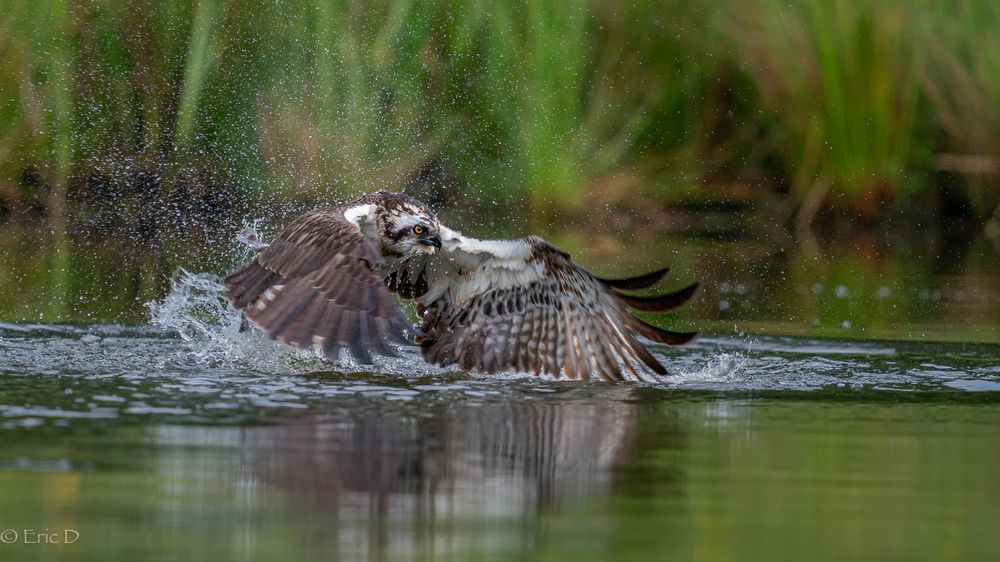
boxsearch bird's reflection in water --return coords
[242,386,641,557]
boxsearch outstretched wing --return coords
[223,207,414,363]
[389,232,696,381]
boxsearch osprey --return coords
[224,191,697,381]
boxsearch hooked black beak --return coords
[419,234,442,249]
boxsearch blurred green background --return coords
[0,0,998,339]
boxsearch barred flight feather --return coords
[223,191,697,380]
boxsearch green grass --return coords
[450,0,709,219]
[0,0,997,220]
[173,0,218,156]
[729,0,926,217]
[918,0,1000,217]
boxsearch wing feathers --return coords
[317,305,346,359]
[352,311,374,364]
[595,267,670,290]
[624,333,669,374]
[224,260,285,309]
[587,323,617,381]
[227,203,696,377]
[264,282,322,346]
[627,316,698,345]
[224,206,414,363]
[412,235,696,381]
[562,314,581,380]
[615,282,699,312]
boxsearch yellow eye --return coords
[413,225,424,235]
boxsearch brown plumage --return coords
[224,191,698,380]
[224,203,416,363]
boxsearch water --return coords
[1,215,1000,561]
[3,215,999,343]
[1,269,999,560]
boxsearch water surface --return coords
[1,215,999,561]
[2,214,999,343]
[1,304,999,561]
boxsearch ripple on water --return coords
[1,270,999,429]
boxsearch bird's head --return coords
[374,194,442,257]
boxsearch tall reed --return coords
[441,0,707,217]
[729,0,927,219]
[918,0,1000,217]
[0,0,75,218]
[174,0,218,156]
[0,0,997,224]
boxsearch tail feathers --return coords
[596,267,670,290]
[616,282,699,312]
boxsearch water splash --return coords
[143,268,725,383]
[141,270,830,387]
[671,351,752,386]
[146,268,447,377]
[147,269,319,374]
[236,220,270,252]
[133,269,1000,392]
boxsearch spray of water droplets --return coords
[669,351,752,386]
[144,223,752,383]
[145,269,760,382]
[146,268,449,377]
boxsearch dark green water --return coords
[2,213,999,342]
[1,218,999,561]
[1,321,999,561]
